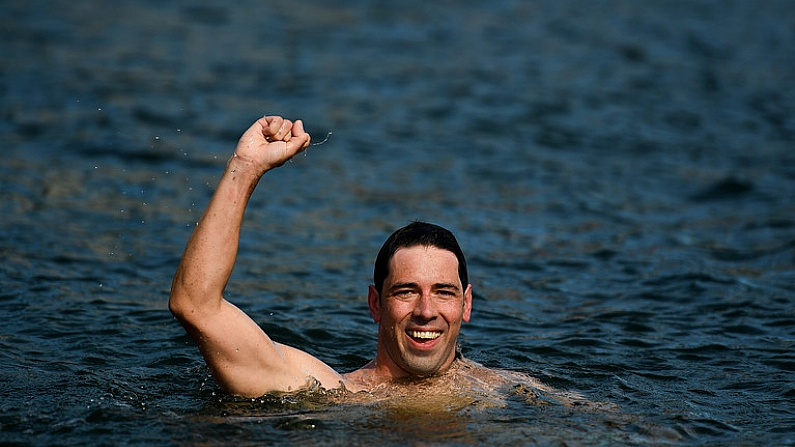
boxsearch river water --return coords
[1,0,794,446]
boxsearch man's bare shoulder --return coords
[338,356,593,408]
[339,361,381,393]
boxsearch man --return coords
[169,115,472,397]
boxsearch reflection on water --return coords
[2,0,794,446]
[189,369,665,447]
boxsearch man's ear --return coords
[368,285,382,323]
[462,284,473,323]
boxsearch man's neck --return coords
[342,353,465,392]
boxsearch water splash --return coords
[311,131,332,146]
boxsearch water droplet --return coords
[311,131,332,146]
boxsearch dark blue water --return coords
[2,0,794,445]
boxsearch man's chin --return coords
[400,355,453,378]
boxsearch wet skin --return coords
[366,245,473,379]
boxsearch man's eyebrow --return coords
[388,282,419,291]
[388,282,461,292]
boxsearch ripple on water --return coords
[2,0,794,445]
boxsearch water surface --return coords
[1,0,794,446]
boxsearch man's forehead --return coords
[388,246,460,275]
[392,244,458,259]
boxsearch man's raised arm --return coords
[169,116,345,397]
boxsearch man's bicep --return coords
[184,300,341,396]
[185,299,291,396]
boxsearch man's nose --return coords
[413,291,436,319]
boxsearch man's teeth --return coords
[408,330,441,340]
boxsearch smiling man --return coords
[369,229,471,377]
[345,225,473,388]
[169,115,475,397]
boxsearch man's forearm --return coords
[169,158,263,319]
[168,115,310,323]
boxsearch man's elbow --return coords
[168,278,195,322]
[168,290,188,321]
[168,281,217,328]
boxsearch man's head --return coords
[373,222,468,297]
[368,222,472,378]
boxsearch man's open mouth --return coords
[407,330,441,342]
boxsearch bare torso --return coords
[338,356,588,408]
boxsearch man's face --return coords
[368,245,472,378]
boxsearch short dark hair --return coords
[373,222,468,295]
